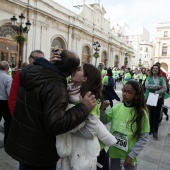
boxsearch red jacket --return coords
[161,70,168,85]
[8,71,20,116]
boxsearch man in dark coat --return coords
[5,50,96,170]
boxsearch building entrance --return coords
[0,37,18,67]
[0,25,18,67]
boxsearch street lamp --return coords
[93,41,101,67]
[124,53,129,67]
[11,13,31,68]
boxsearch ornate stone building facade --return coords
[155,23,170,73]
[0,0,134,68]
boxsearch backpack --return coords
[108,76,115,87]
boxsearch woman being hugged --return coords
[107,80,150,170]
[145,64,167,139]
[56,63,117,170]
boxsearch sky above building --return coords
[54,0,170,41]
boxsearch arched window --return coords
[82,46,90,55]
[0,25,16,38]
[101,51,107,66]
[51,37,65,49]
[82,46,91,64]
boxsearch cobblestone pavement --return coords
[0,82,170,170]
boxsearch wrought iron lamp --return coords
[93,41,101,67]
[11,13,31,68]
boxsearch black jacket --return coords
[5,58,89,166]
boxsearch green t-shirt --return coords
[101,69,107,77]
[107,103,150,164]
[66,76,71,84]
[123,73,131,85]
[140,74,147,85]
[89,104,100,119]
[102,76,109,85]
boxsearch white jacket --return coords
[56,114,117,170]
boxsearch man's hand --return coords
[50,51,61,64]
[80,91,96,112]
[124,155,133,169]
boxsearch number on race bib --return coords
[113,131,128,152]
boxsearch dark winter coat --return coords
[5,58,89,167]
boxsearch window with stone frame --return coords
[164,31,168,37]
[162,46,167,56]
[145,47,148,52]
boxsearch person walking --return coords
[155,62,169,120]
[107,80,150,170]
[132,68,140,82]
[5,50,96,170]
[145,64,167,139]
[139,68,147,92]
[123,68,131,85]
[102,68,120,108]
[0,61,12,145]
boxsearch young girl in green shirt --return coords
[107,80,150,170]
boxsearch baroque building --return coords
[155,23,170,73]
[0,0,134,68]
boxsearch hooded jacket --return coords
[5,58,89,166]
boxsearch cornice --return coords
[4,0,131,51]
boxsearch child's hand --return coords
[100,100,110,110]
[124,155,133,169]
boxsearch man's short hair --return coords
[29,50,44,58]
[0,61,9,71]
[54,50,80,76]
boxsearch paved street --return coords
[0,82,170,170]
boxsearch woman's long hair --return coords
[80,63,103,105]
[149,64,162,77]
[125,80,148,141]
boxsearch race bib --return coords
[113,131,128,152]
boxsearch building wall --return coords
[139,43,154,68]
[114,23,154,69]
[0,0,134,68]
[155,23,170,73]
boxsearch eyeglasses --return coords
[30,56,43,60]
[122,88,135,95]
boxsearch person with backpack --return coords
[102,68,120,108]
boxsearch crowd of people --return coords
[0,49,169,170]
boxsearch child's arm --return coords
[128,132,149,159]
[71,115,98,139]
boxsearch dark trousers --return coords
[19,162,56,170]
[148,97,163,133]
[0,100,12,145]
[97,149,109,170]
[162,85,169,118]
